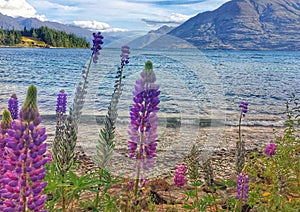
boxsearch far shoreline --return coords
[0,45,89,49]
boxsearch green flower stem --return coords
[236,111,245,174]
[134,165,141,197]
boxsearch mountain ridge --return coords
[0,13,92,39]
[167,0,300,50]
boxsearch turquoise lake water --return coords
[0,47,299,128]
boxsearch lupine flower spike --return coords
[91,32,104,63]
[1,85,49,212]
[239,101,248,117]
[56,89,67,115]
[0,109,12,133]
[121,45,130,65]
[8,93,18,120]
[187,144,200,183]
[174,164,187,187]
[0,110,12,179]
[54,90,67,147]
[236,172,249,202]
[236,101,249,174]
[264,142,277,157]
[53,90,76,173]
[128,61,160,195]
[95,46,130,169]
[72,32,103,124]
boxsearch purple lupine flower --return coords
[0,85,49,212]
[0,110,12,202]
[121,45,130,65]
[91,32,104,63]
[8,94,18,120]
[264,142,277,157]
[128,61,160,160]
[56,89,67,114]
[128,61,159,195]
[236,172,249,202]
[239,101,248,116]
[174,164,187,187]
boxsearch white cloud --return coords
[180,0,230,12]
[73,20,128,33]
[0,0,46,20]
[141,12,193,26]
[169,13,193,23]
[29,0,80,12]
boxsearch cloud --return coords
[0,0,46,20]
[73,20,128,33]
[29,0,80,12]
[127,0,206,5]
[141,13,193,26]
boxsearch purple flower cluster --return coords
[0,85,49,211]
[91,32,104,63]
[120,45,130,65]
[239,101,248,116]
[0,110,12,178]
[174,164,187,187]
[56,89,67,114]
[264,142,277,157]
[236,172,249,202]
[128,63,160,161]
[8,94,18,120]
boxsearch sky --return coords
[0,0,231,32]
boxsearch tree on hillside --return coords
[0,26,90,48]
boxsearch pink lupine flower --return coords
[264,142,277,157]
[174,164,187,187]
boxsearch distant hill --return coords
[168,0,300,50]
[126,25,175,48]
[0,13,92,40]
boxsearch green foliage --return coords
[44,162,100,211]
[183,188,219,211]
[0,28,21,45]
[244,96,300,210]
[177,96,299,211]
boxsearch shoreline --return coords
[44,114,283,178]
[0,45,88,49]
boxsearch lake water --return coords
[0,48,299,128]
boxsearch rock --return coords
[148,178,170,192]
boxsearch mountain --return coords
[168,0,300,50]
[0,13,92,39]
[126,25,175,48]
